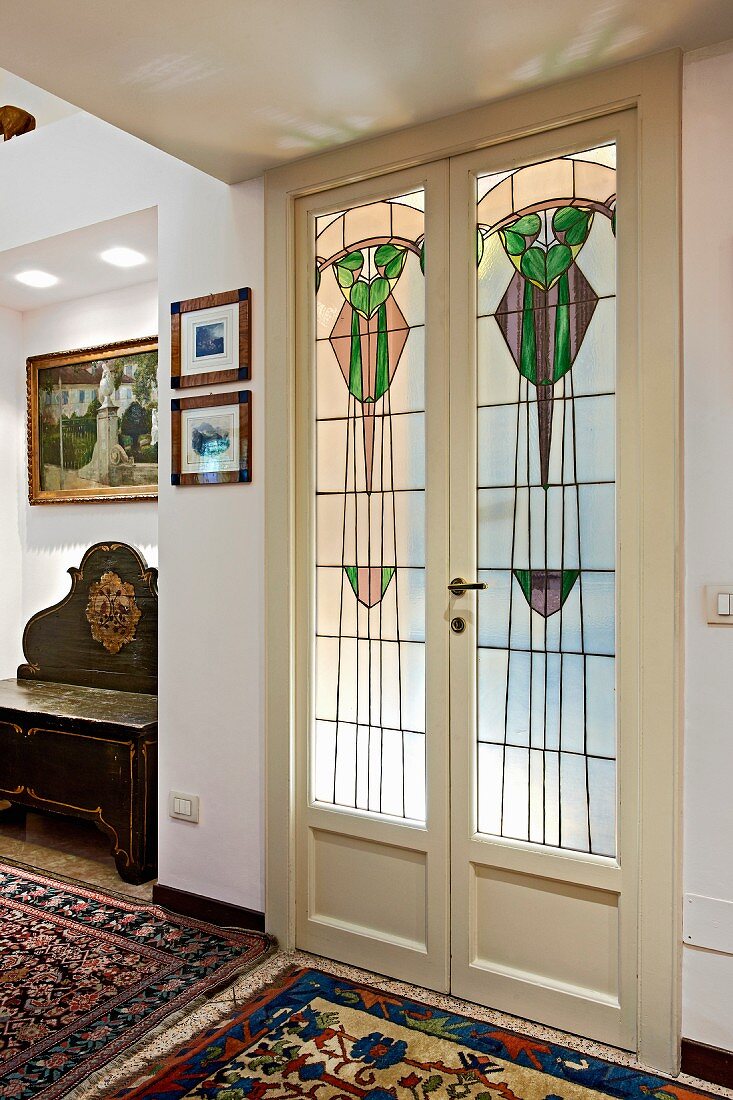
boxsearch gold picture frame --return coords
[27,336,158,505]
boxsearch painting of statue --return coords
[27,336,158,504]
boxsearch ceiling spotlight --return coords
[15,269,59,288]
[100,247,147,268]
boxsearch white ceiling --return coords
[0,208,158,312]
[0,0,731,183]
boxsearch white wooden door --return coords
[294,163,451,991]
[295,112,642,1048]
[448,113,640,1047]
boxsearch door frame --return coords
[264,50,682,1073]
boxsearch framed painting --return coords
[27,336,158,505]
[171,390,251,486]
[171,288,251,389]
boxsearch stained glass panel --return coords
[313,190,426,822]
[475,145,617,857]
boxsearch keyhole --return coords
[451,616,466,634]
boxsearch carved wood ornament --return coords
[85,571,142,654]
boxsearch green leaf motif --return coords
[520,243,572,291]
[384,252,406,279]
[552,205,593,247]
[335,250,363,289]
[350,276,391,319]
[510,213,541,236]
[374,243,401,266]
[375,243,407,281]
[502,228,526,256]
[340,250,364,270]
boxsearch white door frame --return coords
[264,50,682,1073]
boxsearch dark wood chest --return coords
[0,543,158,884]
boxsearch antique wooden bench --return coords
[0,542,158,884]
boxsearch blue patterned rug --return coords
[109,965,712,1100]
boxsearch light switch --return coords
[169,791,200,822]
[706,586,733,625]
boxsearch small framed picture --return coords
[171,391,251,486]
[171,289,250,389]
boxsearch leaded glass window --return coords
[314,190,426,821]
[475,145,617,857]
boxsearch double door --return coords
[295,112,639,1049]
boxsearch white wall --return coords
[0,305,23,678]
[682,41,733,1050]
[17,281,158,648]
[0,111,264,911]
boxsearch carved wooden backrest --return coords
[18,542,158,694]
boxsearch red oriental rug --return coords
[0,862,273,1099]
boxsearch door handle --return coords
[447,577,487,595]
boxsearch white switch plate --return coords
[169,790,200,822]
[705,586,733,625]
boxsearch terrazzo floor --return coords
[0,802,155,900]
[69,948,733,1099]
[0,808,726,1099]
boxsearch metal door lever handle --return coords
[448,577,487,595]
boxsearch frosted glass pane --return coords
[477,229,516,318]
[560,753,590,852]
[382,326,425,415]
[573,396,615,484]
[571,298,616,397]
[503,747,530,840]
[505,650,530,747]
[316,338,351,420]
[403,731,427,821]
[477,742,504,836]
[588,757,616,857]
[384,412,425,491]
[580,571,615,656]
[316,490,425,569]
[477,570,513,648]
[477,488,515,568]
[586,656,616,757]
[477,647,509,744]
[578,483,615,569]
[478,404,520,487]
[392,252,425,329]
[575,213,616,300]
[477,315,520,406]
[560,653,585,753]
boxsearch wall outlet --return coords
[169,790,200,823]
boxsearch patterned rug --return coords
[0,862,273,1099]
[109,966,714,1100]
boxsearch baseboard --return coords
[152,883,265,932]
[681,1038,733,1089]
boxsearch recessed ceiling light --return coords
[100,247,147,268]
[15,269,58,288]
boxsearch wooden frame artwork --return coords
[171,288,251,389]
[171,390,252,486]
[27,336,158,505]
